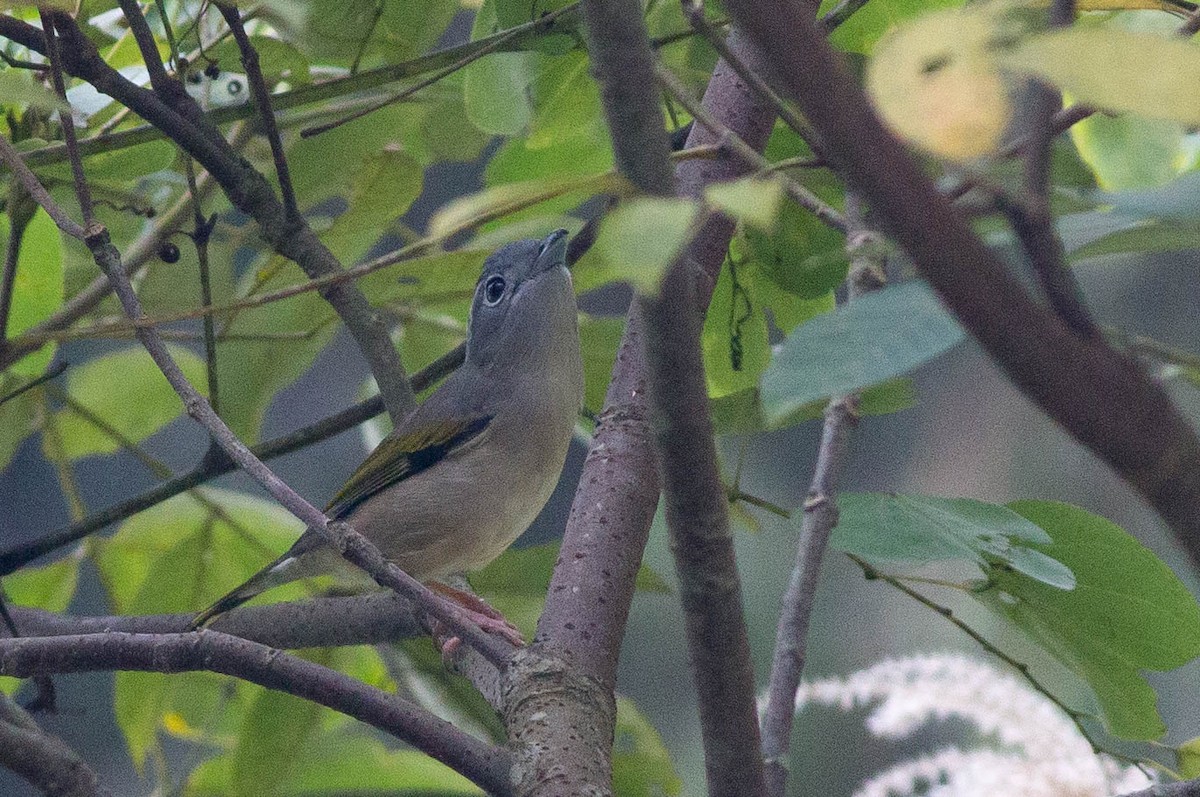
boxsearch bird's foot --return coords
[427,581,525,656]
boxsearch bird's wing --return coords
[324,414,493,520]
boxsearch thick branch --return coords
[580,2,766,795]
[0,632,512,795]
[723,0,1200,562]
[8,593,421,649]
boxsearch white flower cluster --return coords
[782,654,1153,797]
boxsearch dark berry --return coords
[158,242,181,263]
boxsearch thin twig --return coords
[215,2,300,220]
[40,12,94,227]
[680,0,823,157]
[0,692,111,797]
[16,10,418,424]
[84,222,511,665]
[0,124,246,375]
[654,61,848,233]
[0,135,84,240]
[723,0,1200,564]
[116,0,172,93]
[582,2,767,794]
[1009,0,1097,338]
[0,185,33,343]
[184,158,221,415]
[19,73,511,664]
[0,361,67,408]
[761,198,884,797]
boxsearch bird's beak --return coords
[535,229,569,274]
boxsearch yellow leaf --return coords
[866,7,1014,159]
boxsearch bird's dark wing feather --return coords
[324,414,493,520]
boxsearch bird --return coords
[191,229,583,643]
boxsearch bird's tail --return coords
[189,551,297,629]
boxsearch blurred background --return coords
[4,6,1200,797]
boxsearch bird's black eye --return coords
[483,275,506,306]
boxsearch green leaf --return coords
[975,500,1200,740]
[2,208,64,378]
[0,375,41,471]
[53,344,208,459]
[593,197,701,296]
[465,0,535,136]
[465,52,537,136]
[1178,737,1200,779]
[710,378,917,435]
[613,697,682,797]
[702,256,771,398]
[1071,113,1190,191]
[1000,28,1200,125]
[188,735,480,795]
[34,139,177,189]
[527,51,603,150]
[742,199,847,299]
[0,70,70,114]
[824,0,965,54]
[95,489,303,767]
[705,178,785,231]
[214,263,340,442]
[579,314,625,414]
[429,172,622,240]
[206,36,311,85]
[298,0,458,66]
[761,281,962,424]
[831,493,1076,589]
[231,668,324,795]
[320,147,424,265]
[2,555,80,612]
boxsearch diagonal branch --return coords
[723,0,1200,565]
[214,2,300,221]
[0,692,111,797]
[0,631,512,796]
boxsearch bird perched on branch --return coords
[192,230,583,644]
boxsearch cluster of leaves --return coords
[2,0,1200,792]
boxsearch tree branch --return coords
[722,0,1200,565]
[760,199,883,797]
[579,2,766,795]
[0,631,512,796]
[7,594,422,650]
[214,2,301,221]
[0,692,111,797]
[1008,0,1096,338]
